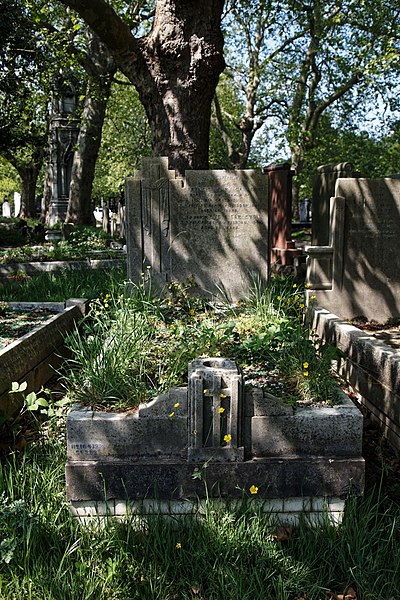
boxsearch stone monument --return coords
[312,163,359,246]
[306,177,400,321]
[47,78,79,225]
[264,163,299,269]
[125,157,270,300]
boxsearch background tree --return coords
[218,0,400,210]
[58,0,226,174]
[0,0,50,218]
[93,75,151,199]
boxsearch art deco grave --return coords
[66,358,364,523]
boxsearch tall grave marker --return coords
[125,157,270,300]
[306,177,400,321]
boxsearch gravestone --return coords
[125,157,269,300]
[13,192,21,217]
[306,177,400,321]
[2,201,11,218]
[312,163,358,246]
[299,199,310,222]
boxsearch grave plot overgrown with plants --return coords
[0,225,124,264]
[63,276,343,412]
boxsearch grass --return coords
[0,274,399,599]
[0,435,399,600]
[0,264,126,302]
[62,276,341,411]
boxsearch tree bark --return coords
[59,0,225,174]
[66,32,116,225]
[17,164,41,219]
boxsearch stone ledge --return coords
[0,299,87,416]
[309,305,400,452]
[70,496,346,527]
[65,456,365,502]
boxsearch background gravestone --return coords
[306,177,400,321]
[125,157,270,300]
[312,163,358,246]
[2,201,11,218]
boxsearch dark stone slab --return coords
[65,456,365,502]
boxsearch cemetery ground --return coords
[0,269,399,600]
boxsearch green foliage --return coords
[0,438,399,598]
[0,264,126,302]
[63,276,340,410]
[93,75,151,198]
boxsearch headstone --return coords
[306,177,400,321]
[312,163,358,246]
[125,157,269,300]
[299,199,310,222]
[264,163,299,268]
[13,192,21,217]
[2,201,11,218]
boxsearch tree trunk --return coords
[66,31,116,225]
[59,0,225,174]
[17,164,40,219]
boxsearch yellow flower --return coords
[277,295,281,301]
[303,371,309,377]
[295,295,299,301]
[220,393,227,398]
[249,485,259,495]
[224,434,232,443]
[173,402,180,408]
[176,542,182,549]
[300,303,305,309]
[310,295,317,300]
[218,407,225,414]
[305,283,310,288]
[303,362,309,369]
[292,283,297,288]
[203,389,208,394]
[169,412,175,417]
[189,309,195,315]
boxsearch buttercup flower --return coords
[220,393,227,398]
[176,542,182,549]
[303,371,309,377]
[305,283,310,288]
[277,295,281,300]
[292,283,297,288]
[300,303,305,309]
[224,434,232,443]
[218,407,225,414]
[203,389,209,394]
[173,402,180,408]
[249,485,259,495]
[303,362,309,369]
[169,412,175,417]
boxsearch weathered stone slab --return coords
[125,157,269,301]
[67,388,188,461]
[66,456,365,502]
[311,162,358,246]
[306,178,400,321]
[0,301,86,416]
[251,391,363,458]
